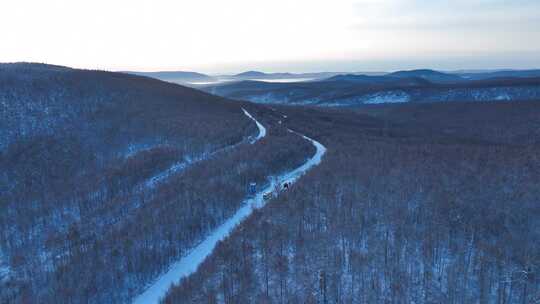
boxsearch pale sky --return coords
[1,0,539,73]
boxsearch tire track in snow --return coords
[132,113,325,304]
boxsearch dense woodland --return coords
[1,64,539,303]
[32,125,312,303]
[165,101,540,303]
[0,64,313,302]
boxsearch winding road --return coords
[242,108,267,143]
[132,109,326,304]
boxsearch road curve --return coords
[132,113,325,304]
[242,108,267,143]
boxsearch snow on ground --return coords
[421,86,540,103]
[242,108,267,143]
[132,117,326,304]
[144,109,265,189]
[363,91,410,104]
[0,248,10,283]
[124,143,161,159]
[248,93,289,105]
[145,155,206,189]
[495,93,512,101]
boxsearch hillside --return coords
[326,74,430,86]
[0,63,315,303]
[458,69,540,80]
[3,64,539,303]
[387,69,465,83]
[164,100,540,304]
[203,75,540,106]
[124,70,216,84]
[225,71,336,81]
[235,71,269,78]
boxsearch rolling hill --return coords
[203,72,540,106]
[164,100,540,304]
[125,70,217,83]
[387,69,465,83]
[0,63,315,302]
[457,69,540,80]
[3,63,539,303]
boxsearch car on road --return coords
[263,192,273,200]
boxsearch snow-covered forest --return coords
[0,64,313,302]
[164,103,540,303]
[1,64,539,304]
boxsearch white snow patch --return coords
[363,91,410,104]
[495,93,512,101]
[132,126,326,304]
[144,156,204,189]
[124,143,158,159]
[248,93,287,104]
[0,248,10,282]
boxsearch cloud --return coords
[351,0,540,31]
[348,0,540,55]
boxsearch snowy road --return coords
[132,112,325,304]
[242,108,266,143]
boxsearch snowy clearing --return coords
[363,91,410,104]
[132,117,326,304]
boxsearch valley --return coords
[201,72,540,106]
[164,101,540,304]
[1,64,539,304]
[134,113,326,304]
[3,1,540,303]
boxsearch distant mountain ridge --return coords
[122,67,540,93]
[125,70,216,83]
[387,69,465,83]
[325,74,431,86]
[234,71,270,78]
[124,69,388,84]
[203,72,540,106]
[230,70,337,80]
[458,69,540,80]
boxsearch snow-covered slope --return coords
[145,109,266,189]
[132,115,326,304]
[0,249,10,283]
[0,63,259,303]
[204,76,540,106]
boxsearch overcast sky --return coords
[2,0,539,73]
